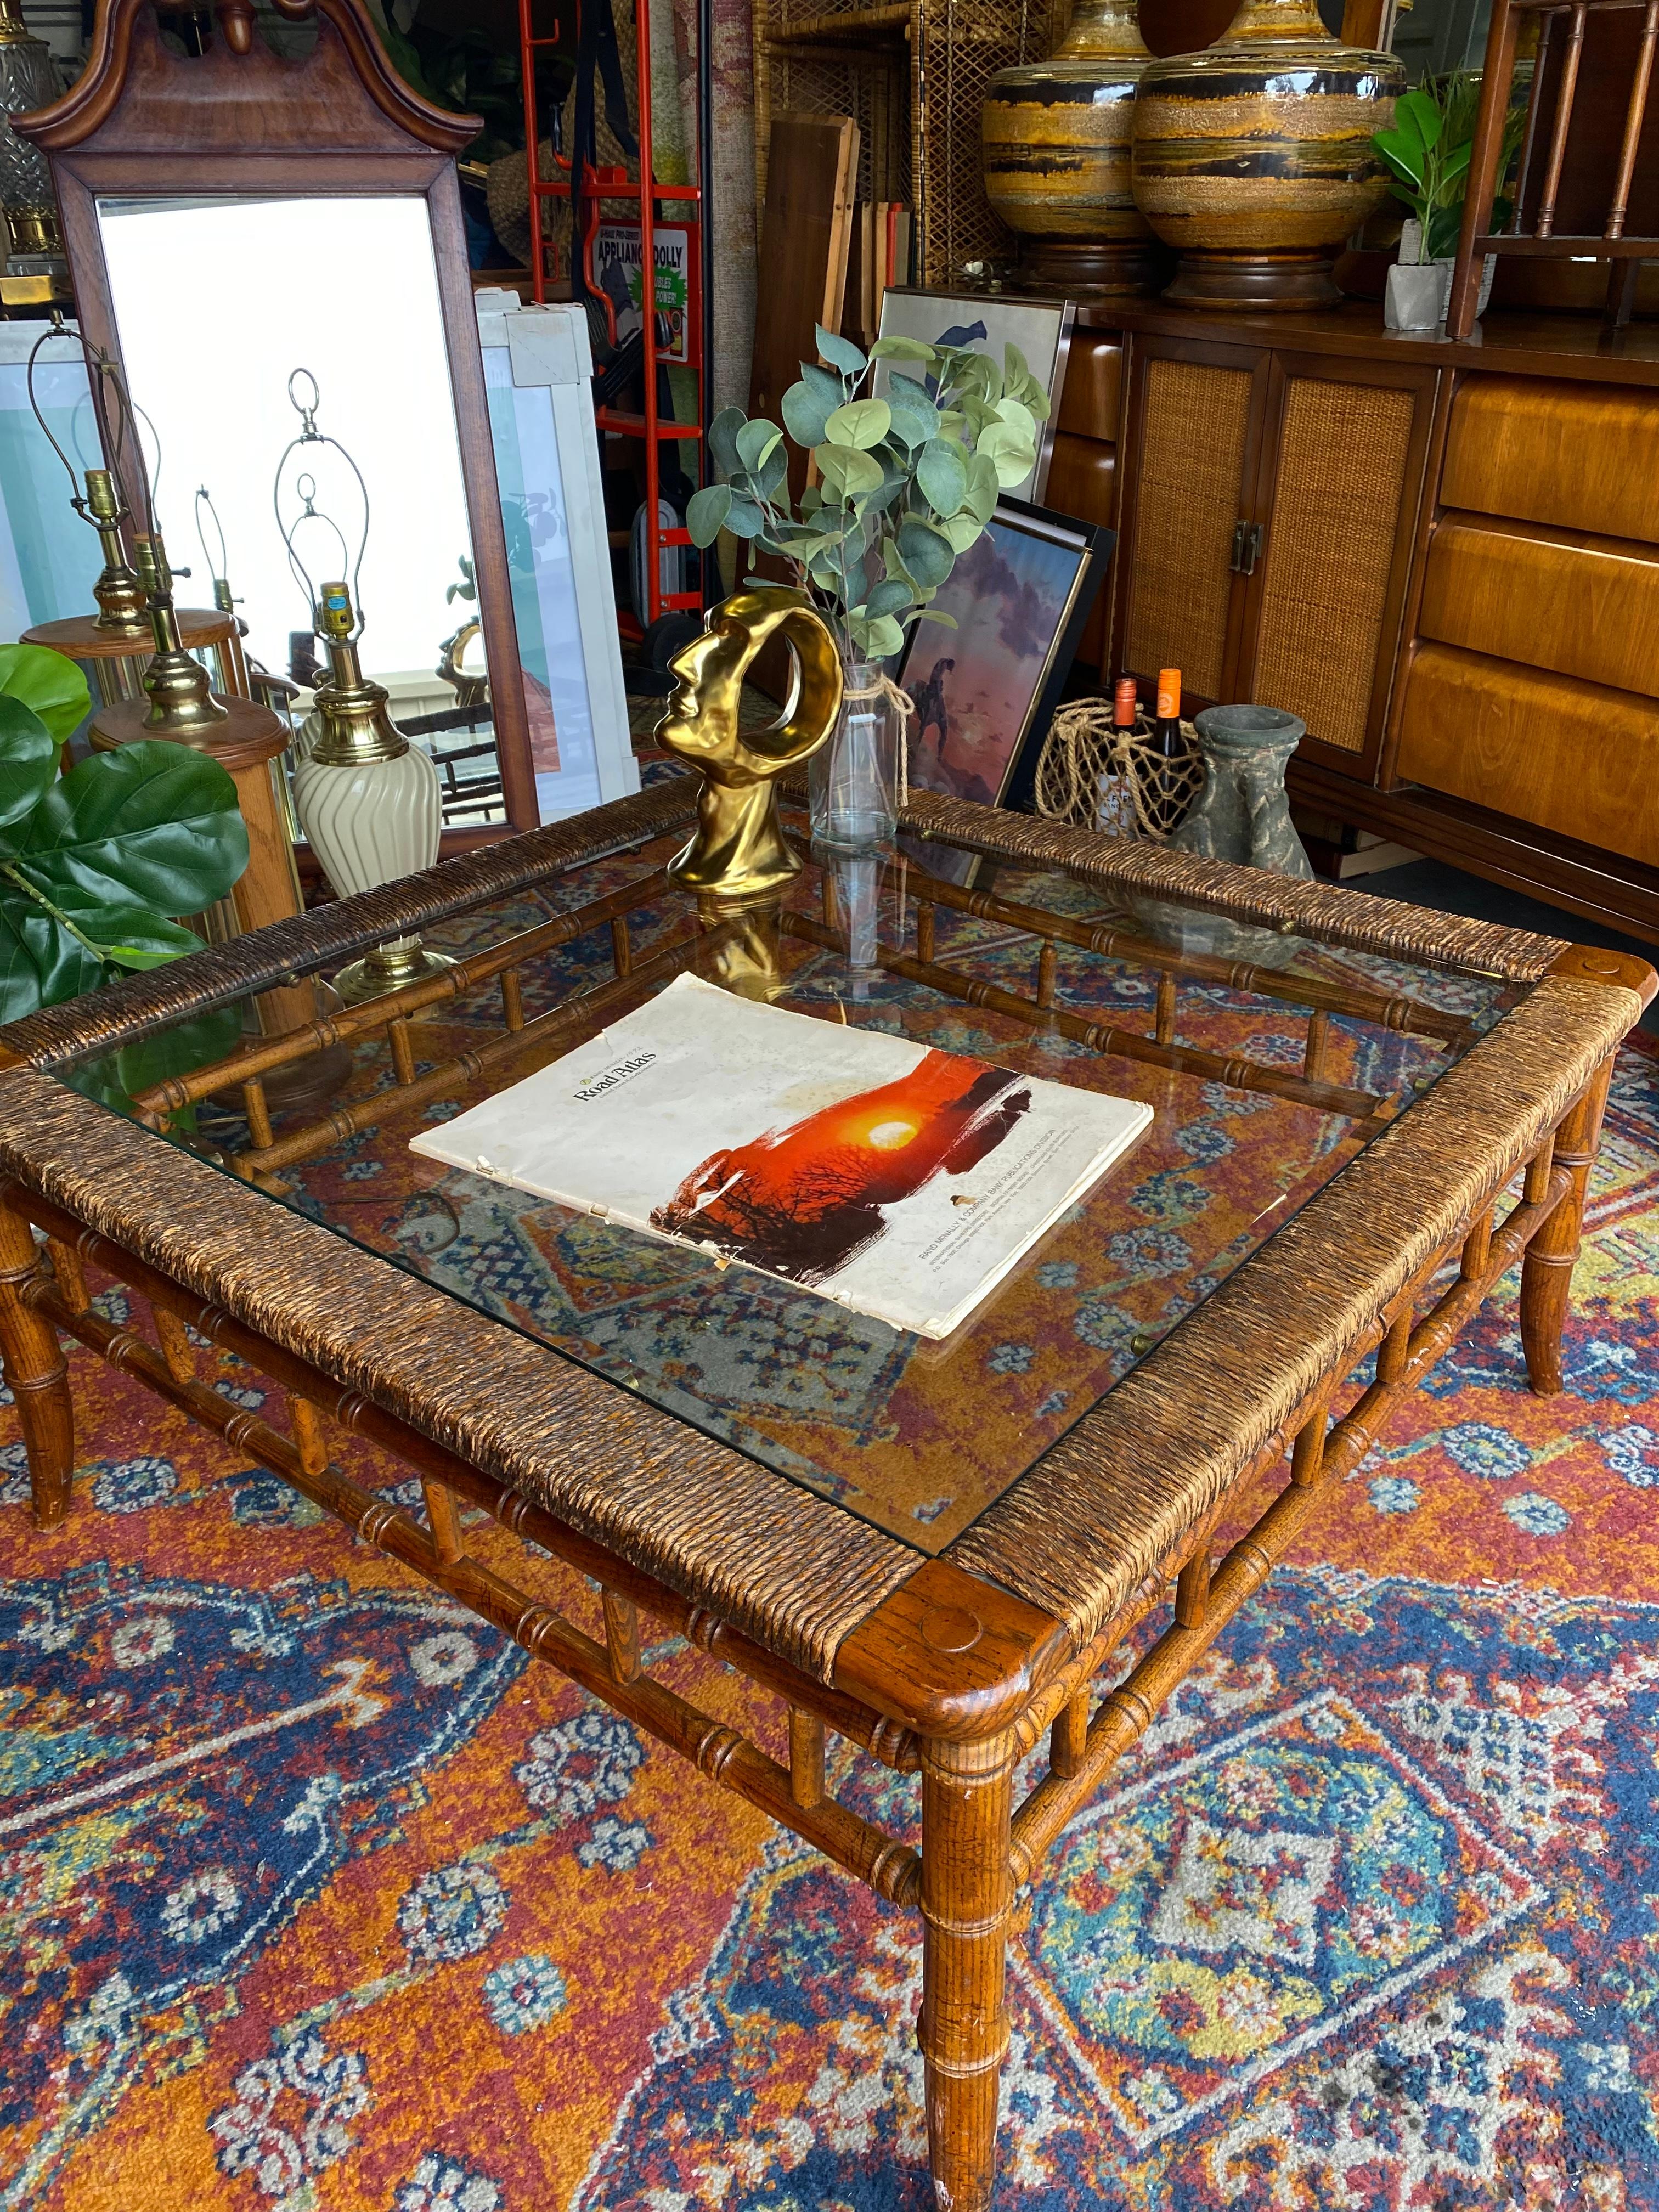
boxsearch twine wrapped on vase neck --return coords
[841,667,916,806]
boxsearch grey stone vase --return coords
[1132,704,1314,968]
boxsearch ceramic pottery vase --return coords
[1130,0,1403,311]
[981,0,1165,297]
[1132,704,1314,968]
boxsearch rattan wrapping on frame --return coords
[1252,379,1417,755]
[947,973,1638,1641]
[896,789,1570,978]
[0,1068,922,1682]
[1,778,699,1073]
[1125,357,1255,698]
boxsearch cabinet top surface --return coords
[1075,298,1659,385]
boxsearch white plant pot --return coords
[1385,219,1497,331]
[292,743,442,902]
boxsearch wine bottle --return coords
[1154,668,1182,754]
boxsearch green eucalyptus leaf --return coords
[815,443,884,497]
[753,441,789,499]
[798,362,846,409]
[897,517,955,588]
[884,373,940,447]
[849,612,905,657]
[994,395,1039,447]
[782,379,834,448]
[0,644,91,747]
[799,481,825,515]
[964,451,1001,526]
[0,692,59,838]
[824,397,891,451]
[14,740,247,916]
[709,404,747,476]
[975,420,1037,486]
[939,512,984,552]
[917,437,969,517]
[864,577,914,620]
[686,483,733,545]
[725,495,766,539]
[735,417,783,473]
[815,323,867,376]
[868,335,934,360]
[916,608,960,629]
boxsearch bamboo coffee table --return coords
[1,778,1651,2209]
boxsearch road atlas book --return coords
[409,974,1153,1339]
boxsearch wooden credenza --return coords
[1047,300,1659,944]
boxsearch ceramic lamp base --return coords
[1163,249,1341,311]
[1018,237,1169,298]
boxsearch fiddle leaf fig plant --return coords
[0,644,249,1031]
[687,324,1048,662]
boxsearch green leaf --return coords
[917,437,969,517]
[797,362,846,410]
[916,608,959,629]
[897,517,955,588]
[883,373,940,450]
[686,483,733,546]
[963,451,1001,527]
[800,482,825,515]
[13,738,248,916]
[0,884,97,1019]
[864,577,914,619]
[848,612,904,657]
[868,335,934,361]
[815,443,884,498]
[815,323,867,376]
[1400,86,1442,152]
[782,378,835,448]
[736,417,783,473]
[114,1003,244,1103]
[939,512,984,553]
[824,397,891,451]
[58,900,205,969]
[993,395,1039,448]
[725,495,766,539]
[974,420,1037,486]
[708,405,747,476]
[0,692,59,838]
[0,644,90,747]
[752,440,790,500]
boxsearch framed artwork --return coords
[896,497,1113,881]
[872,289,1075,503]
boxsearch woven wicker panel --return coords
[1124,357,1254,698]
[917,0,1064,283]
[759,45,910,205]
[1252,377,1416,754]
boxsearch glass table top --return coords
[63,811,1525,1553]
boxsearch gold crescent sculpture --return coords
[655,586,843,902]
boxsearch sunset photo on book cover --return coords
[650,1051,1033,1285]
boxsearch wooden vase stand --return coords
[1017,236,1171,297]
[1163,247,1343,309]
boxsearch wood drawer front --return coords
[1252,373,1416,755]
[1422,512,1659,699]
[1045,432,1116,667]
[1442,376,1659,545]
[1397,641,1659,867]
[1057,336,1123,441]
[1125,355,1254,698]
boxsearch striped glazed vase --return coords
[1130,0,1403,309]
[980,0,1165,297]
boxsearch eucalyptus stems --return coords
[686,323,1047,664]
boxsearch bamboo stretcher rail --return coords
[132,873,671,1116]
[779,911,1390,1125]
[901,867,1474,1047]
[1006,1154,1572,1883]
[21,1272,924,1903]
[232,927,717,1178]
[8,1184,922,1776]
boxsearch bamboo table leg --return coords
[1521,1055,1613,1395]
[0,1199,73,1527]
[920,1730,1016,2212]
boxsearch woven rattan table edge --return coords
[0,1064,927,1685]
[946,969,1642,1641]
[0,776,700,1072]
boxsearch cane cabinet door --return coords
[1115,335,1272,709]
[1238,351,1438,780]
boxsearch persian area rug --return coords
[4,1039,1659,2209]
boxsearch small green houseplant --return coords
[0,641,250,1101]
[685,323,1046,843]
[1373,73,1523,329]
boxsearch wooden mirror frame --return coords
[15,0,538,848]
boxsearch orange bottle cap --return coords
[1113,675,1137,726]
[1156,668,1181,720]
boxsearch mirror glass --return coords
[95,191,508,826]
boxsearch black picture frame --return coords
[897,495,1115,830]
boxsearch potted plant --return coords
[0,641,250,1105]
[685,324,1046,847]
[1373,71,1522,331]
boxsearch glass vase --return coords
[809,660,901,851]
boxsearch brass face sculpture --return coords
[656,586,843,903]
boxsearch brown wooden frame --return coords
[0,782,1650,2211]
[14,0,539,844]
